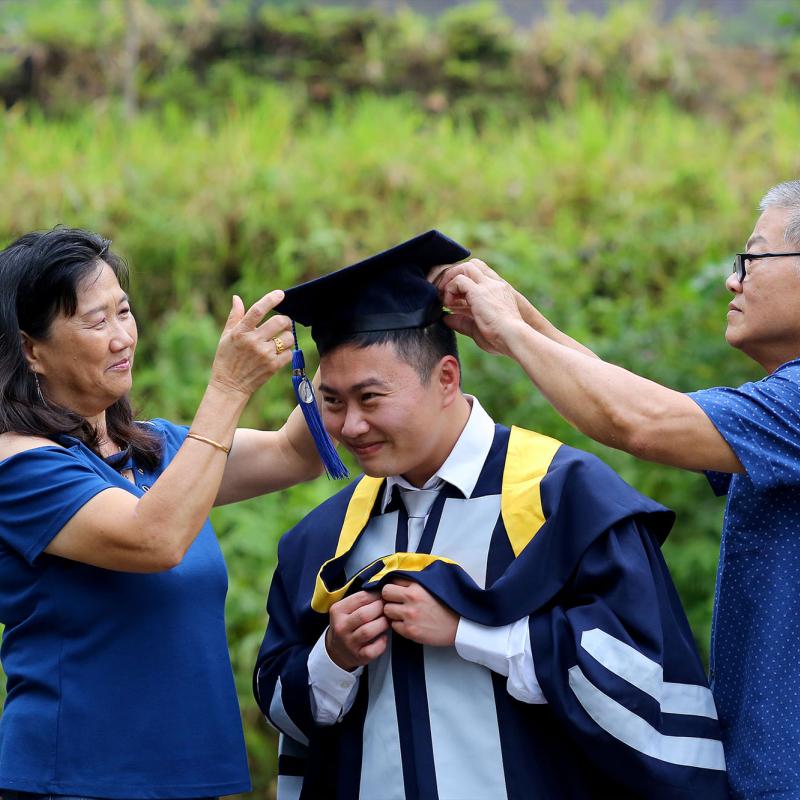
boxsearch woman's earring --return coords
[33,373,44,404]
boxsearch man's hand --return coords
[433,259,526,356]
[382,578,458,646]
[326,591,390,671]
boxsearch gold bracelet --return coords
[186,432,231,455]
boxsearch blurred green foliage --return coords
[0,0,796,119]
[1,0,798,796]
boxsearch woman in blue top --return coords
[0,228,322,799]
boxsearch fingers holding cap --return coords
[434,259,489,295]
[441,270,481,307]
[240,289,286,331]
[258,312,294,341]
[223,295,246,332]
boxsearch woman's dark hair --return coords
[0,227,162,470]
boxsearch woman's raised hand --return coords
[209,290,294,397]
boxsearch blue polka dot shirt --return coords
[690,359,800,799]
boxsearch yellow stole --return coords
[310,426,561,613]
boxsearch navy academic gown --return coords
[254,424,729,799]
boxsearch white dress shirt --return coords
[308,396,546,725]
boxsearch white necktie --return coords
[399,488,440,552]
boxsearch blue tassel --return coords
[290,322,349,480]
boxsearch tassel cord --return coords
[291,322,349,480]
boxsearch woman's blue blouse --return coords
[0,419,250,798]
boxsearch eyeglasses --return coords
[732,252,800,282]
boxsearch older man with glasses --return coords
[434,179,800,800]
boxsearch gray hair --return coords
[759,180,800,247]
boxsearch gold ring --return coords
[273,336,286,355]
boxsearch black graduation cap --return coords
[278,230,470,480]
[277,230,470,352]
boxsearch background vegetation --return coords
[2,0,800,795]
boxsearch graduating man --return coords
[254,231,728,800]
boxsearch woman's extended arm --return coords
[214,380,324,506]
[22,291,310,573]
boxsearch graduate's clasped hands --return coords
[326,581,460,671]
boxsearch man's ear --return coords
[437,355,461,407]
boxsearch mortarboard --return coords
[278,229,470,479]
[278,229,470,351]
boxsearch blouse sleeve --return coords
[688,363,800,493]
[0,446,117,565]
[147,418,189,450]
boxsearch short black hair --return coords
[318,319,460,384]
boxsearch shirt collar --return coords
[381,395,496,512]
